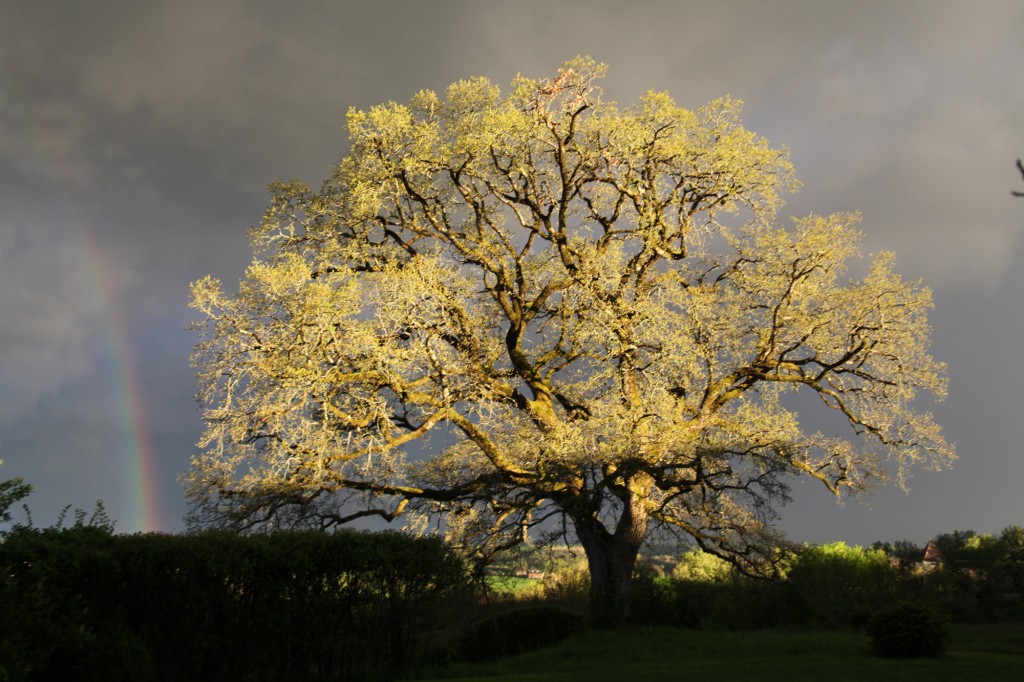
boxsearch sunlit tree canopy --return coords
[186,57,953,624]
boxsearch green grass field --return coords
[408,623,1024,681]
[484,575,542,597]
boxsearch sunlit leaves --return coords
[186,58,952,571]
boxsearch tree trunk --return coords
[571,487,650,628]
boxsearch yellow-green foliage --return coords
[0,459,33,527]
[672,549,733,583]
[186,57,953,583]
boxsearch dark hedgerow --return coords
[866,601,950,658]
[0,527,467,681]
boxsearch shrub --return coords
[671,549,733,583]
[459,605,583,662]
[630,574,725,628]
[867,601,950,658]
[786,542,898,629]
[535,564,591,611]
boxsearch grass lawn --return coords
[408,623,1024,681]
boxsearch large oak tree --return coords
[186,58,953,625]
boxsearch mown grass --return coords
[408,623,1024,681]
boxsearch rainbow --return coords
[0,48,162,532]
[83,231,164,533]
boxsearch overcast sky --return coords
[1,0,1022,545]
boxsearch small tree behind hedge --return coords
[786,542,898,628]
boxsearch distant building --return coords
[918,540,945,573]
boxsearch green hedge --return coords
[630,544,907,631]
[0,528,466,681]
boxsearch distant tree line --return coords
[626,529,1024,630]
[492,529,1024,630]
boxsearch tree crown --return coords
[186,58,952,570]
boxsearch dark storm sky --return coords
[1,0,1022,543]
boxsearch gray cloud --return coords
[1,0,1022,544]
[0,223,115,417]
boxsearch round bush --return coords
[866,601,950,658]
[460,606,583,661]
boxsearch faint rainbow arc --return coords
[0,51,162,532]
[81,230,163,533]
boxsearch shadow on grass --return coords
[406,624,1024,682]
